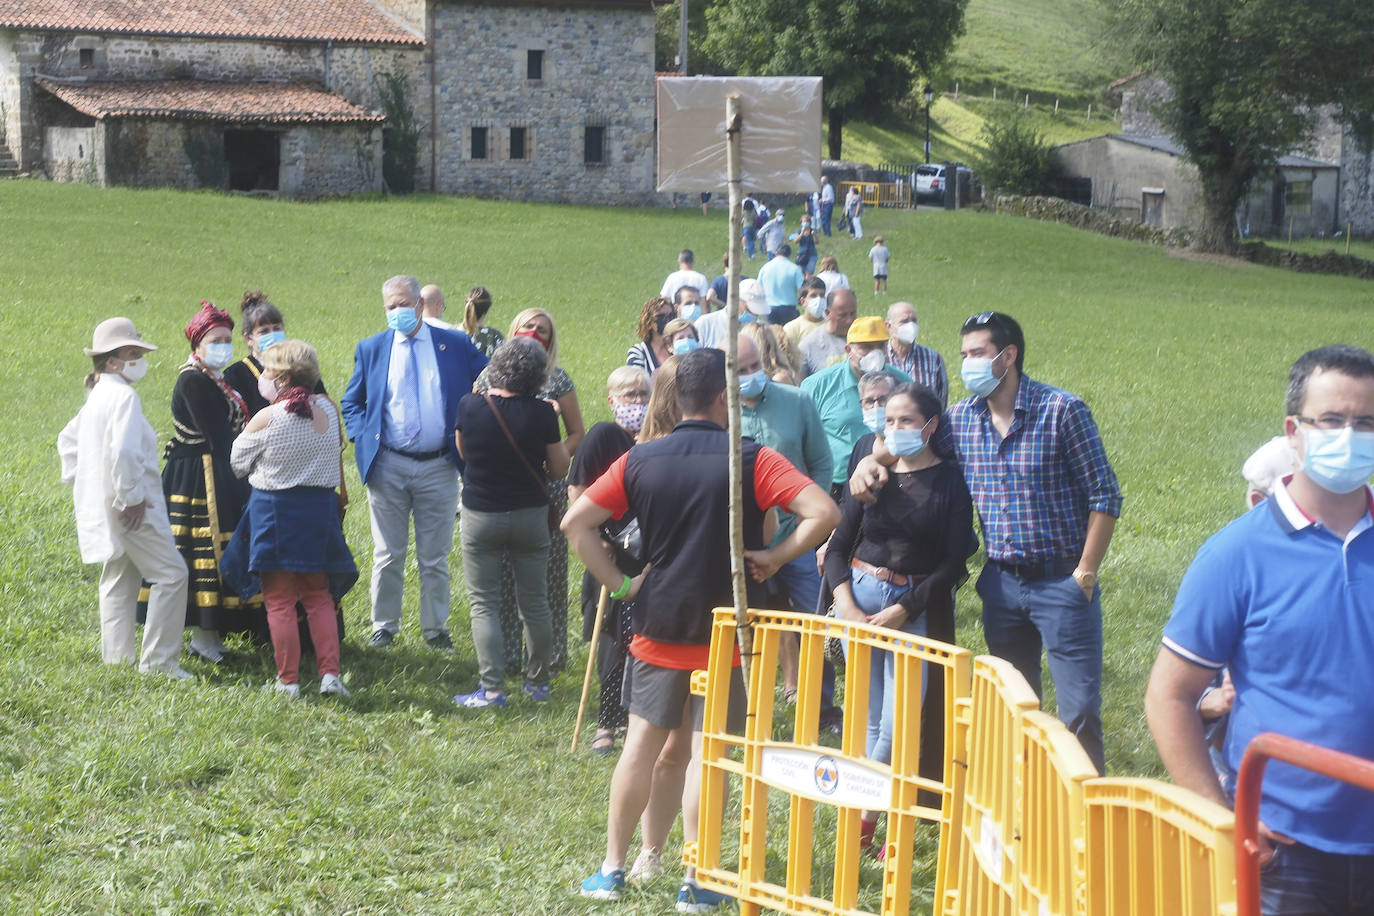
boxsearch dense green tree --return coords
[1110,0,1374,252]
[700,0,967,160]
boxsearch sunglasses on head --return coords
[962,311,1005,333]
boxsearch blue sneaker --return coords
[522,682,550,702]
[676,882,732,912]
[454,686,506,709]
[580,867,626,900]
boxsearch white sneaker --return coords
[319,674,350,697]
[629,847,663,884]
[141,664,194,680]
[189,628,225,663]
[271,679,301,699]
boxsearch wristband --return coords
[609,574,633,601]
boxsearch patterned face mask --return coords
[613,400,648,434]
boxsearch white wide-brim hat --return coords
[84,317,158,356]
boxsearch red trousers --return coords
[261,570,339,684]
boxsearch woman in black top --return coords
[454,337,570,709]
[568,365,652,754]
[223,290,327,418]
[823,383,972,852]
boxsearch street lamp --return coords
[923,84,934,164]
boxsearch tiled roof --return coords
[0,1,421,46]
[1113,134,1337,169]
[36,78,385,124]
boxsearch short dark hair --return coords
[486,336,548,397]
[777,243,792,259]
[673,285,699,305]
[240,290,283,336]
[888,382,943,425]
[1286,345,1374,415]
[676,347,726,415]
[961,311,1026,372]
[680,249,694,264]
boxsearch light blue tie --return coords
[400,337,422,445]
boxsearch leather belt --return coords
[381,443,449,462]
[991,557,1078,581]
[851,558,925,588]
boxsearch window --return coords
[1286,180,1313,216]
[510,127,527,161]
[584,125,605,165]
[470,126,488,160]
[527,49,544,81]
[79,48,94,69]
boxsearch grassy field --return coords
[1279,236,1374,261]
[3,180,1372,913]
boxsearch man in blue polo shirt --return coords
[757,243,805,325]
[1146,345,1374,915]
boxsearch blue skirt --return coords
[220,487,358,602]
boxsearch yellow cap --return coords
[846,316,888,344]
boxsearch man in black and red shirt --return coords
[565,347,838,911]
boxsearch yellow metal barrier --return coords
[942,656,1040,916]
[838,181,911,208]
[687,607,971,916]
[1082,778,1237,916]
[1018,710,1098,916]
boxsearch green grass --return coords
[1279,236,1374,261]
[4,179,1372,913]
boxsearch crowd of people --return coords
[58,228,1373,913]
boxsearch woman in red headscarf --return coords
[143,301,265,660]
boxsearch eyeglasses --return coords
[962,311,1004,332]
[860,395,889,409]
[1296,414,1374,434]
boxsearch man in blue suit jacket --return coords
[342,275,488,650]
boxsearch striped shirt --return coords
[946,375,1121,564]
[886,342,948,406]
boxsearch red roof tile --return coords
[36,77,385,124]
[0,1,421,46]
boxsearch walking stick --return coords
[571,584,612,754]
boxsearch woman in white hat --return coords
[58,318,191,678]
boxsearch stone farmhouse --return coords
[0,0,659,203]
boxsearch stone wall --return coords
[279,123,383,196]
[1119,77,1170,136]
[429,2,657,204]
[44,124,103,184]
[0,31,20,156]
[1340,129,1374,236]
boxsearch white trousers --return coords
[366,449,459,639]
[98,519,188,673]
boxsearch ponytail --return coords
[85,354,108,390]
[463,286,492,337]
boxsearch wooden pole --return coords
[571,585,611,753]
[724,93,752,685]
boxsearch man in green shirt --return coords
[800,316,912,498]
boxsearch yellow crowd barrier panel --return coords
[1017,710,1098,916]
[838,181,893,208]
[686,607,971,916]
[942,656,1040,916]
[1082,778,1237,916]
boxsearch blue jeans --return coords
[742,225,758,259]
[774,552,836,711]
[844,571,927,765]
[800,251,818,275]
[977,563,1105,774]
[1260,841,1374,916]
[820,201,833,236]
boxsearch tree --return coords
[976,106,1053,196]
[1110,0,1374,253]
[701,0,967,160]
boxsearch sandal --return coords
[781,686,799,705]
[592,729,617,757]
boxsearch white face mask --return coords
[895,321,918,345]
[118,357,148,383]
[202,342,234,370]
[858,350,885,373]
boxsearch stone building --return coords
[0,1,424,195]
[0,0,660,202]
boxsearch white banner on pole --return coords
[656,76,823,193]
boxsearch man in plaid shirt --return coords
[851,311,1121,773]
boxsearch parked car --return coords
[913,164,946,201]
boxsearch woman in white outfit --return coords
[59,318,190,678]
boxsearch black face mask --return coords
[655,313,673,336]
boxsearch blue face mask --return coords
[1302,426,1374,494]
[886,419,932,458]
[673,337,700,355]
[202,342,234,370]
[739,313,756,326]
[387,306,420,336]
[256,329,286,353]
[678,303,702,323]
[862,406,885,433]
[740,370,769,399]
[961,347,1008,397]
